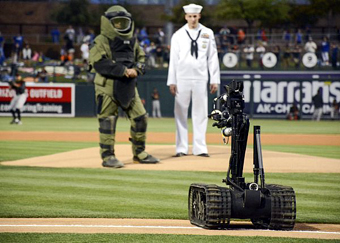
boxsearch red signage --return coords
[0,83,75,117]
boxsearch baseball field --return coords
[0,117,340,242]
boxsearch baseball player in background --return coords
[167,3,220,157]
[9,73,27,125]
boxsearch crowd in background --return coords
[1,25,340,84]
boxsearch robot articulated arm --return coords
[209,80,250,190]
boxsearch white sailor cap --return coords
[183,3,203,14]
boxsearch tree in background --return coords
[51,0,145,34]
[51,0,94,26]
[164,0,213,29]
[215,0,291,33]
[308,0,340,35]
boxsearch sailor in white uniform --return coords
[167,3,220,157]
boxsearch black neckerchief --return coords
[185,29,201,59]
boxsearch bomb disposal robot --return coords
[188,80,296,230]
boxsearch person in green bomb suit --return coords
[89,5,160,168]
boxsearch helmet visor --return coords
[111,16,131,32]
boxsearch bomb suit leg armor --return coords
[97,94,123,168]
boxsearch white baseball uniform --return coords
[167,23,220,155]
[9,81,27,111]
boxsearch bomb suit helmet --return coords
[105,6,132,34]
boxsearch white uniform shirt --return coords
[167,23,220,85]
[80,43,89,60]
[304,41,317,53]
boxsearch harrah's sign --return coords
[241,80,340,117]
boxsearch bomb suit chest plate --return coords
[109,36,136,68]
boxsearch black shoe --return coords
[197,153,210,157]
[133,154,160,164]
[102,157,124,168]
[174,152,187,157]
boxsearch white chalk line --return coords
[1,224,340,235]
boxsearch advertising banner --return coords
[0,83,75,117]
[221,71,340,119]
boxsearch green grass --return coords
[261,145,340,159]
[0,166,339,224]
[0,117,339,241]
[1,117,339,134]
[1,117,339,161]
[0,233,337,243]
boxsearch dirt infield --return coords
[2,131,340,173]
[1,131,340,239]
[1,218,340,240]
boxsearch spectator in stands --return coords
[12,43,20,63]
[0,33,6,65]
[292,45,302,69]
[256,42,265,69]
[31,51,39,62]
[321,36,330,66]
[139,27,148,40]
[65,25,75,42]
[145,42,156,68]
[237,28,245,44]
[156,28,165,45]
[219,25,230,37]
[163,45,170,67]
[331,43,338,70]
[51,27,60,43]
[134,28,141,41]
[305,26,311,42]
[257,28,268,43]
[22,44,32,60]
[13,34,24,51]
[283,29,291,44]
[304,37,317,53]
[243,44,254,68]
[282,44,291,69]
[60,48,72,65]
[312,88,323,121]
[155,45,164,68]
[295,29,303,45]
[220,34,229,54]
[36,67,49,83]
[38,51,45,65]
[77,27,84,44]
[80,40,89,65]
[0,32,4,47]
[0,69,12,82]
[64,25,75,52]
[0,47,5,66]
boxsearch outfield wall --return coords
[0,70,339,119]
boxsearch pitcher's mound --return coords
[2,145,340,173]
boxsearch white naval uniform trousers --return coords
[167,23,220,155]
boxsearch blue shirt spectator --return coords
[13,34,24,49]
[51,28,60,43]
